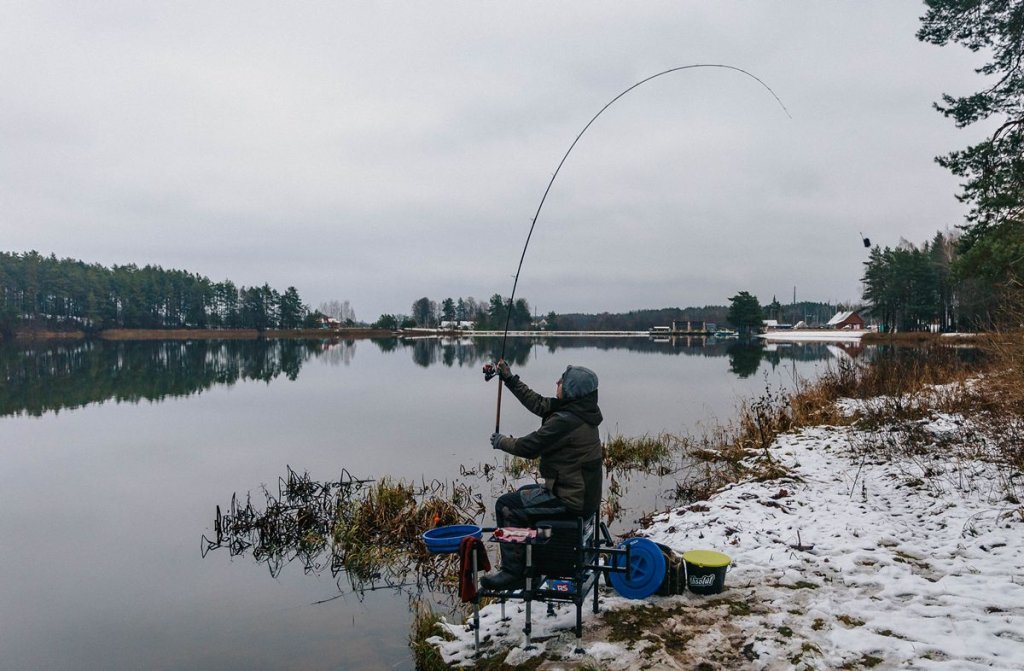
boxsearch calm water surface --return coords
[0,335,858,670]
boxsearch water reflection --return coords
[0,336,860,417]
[0,339,345,418]
[201,466,480,603]
[386,334,865,371]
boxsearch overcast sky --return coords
[0,2,992,320]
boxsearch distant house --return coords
[827,311,865,330]
[671,320,706,333]
[439,320,475,331]
[318,316,341,329]
[761,320,793,331]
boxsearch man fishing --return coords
[481,360,604,591]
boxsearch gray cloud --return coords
[0,1,988,319]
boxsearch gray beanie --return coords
[559,365,598,400]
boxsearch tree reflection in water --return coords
[0,338,338,417]
[0,335,853,417]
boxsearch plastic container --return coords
[421,525,482,554]
[682,549,731,595]
[609,537,666,599]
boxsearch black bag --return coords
[655,542,687,596]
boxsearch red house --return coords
[826,311,865,330]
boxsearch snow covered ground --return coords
[759,330,867,342]
[430,402,1024,669]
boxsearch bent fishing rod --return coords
[487,64,791,433]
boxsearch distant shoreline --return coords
[2,327,982,344]
[4,327,395,342]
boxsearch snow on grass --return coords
[431,413,1024,669]
[759,331,866,342]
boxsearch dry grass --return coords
[603,433,676,472]
[332,478,476,579]
[831,336,1022,516]
[974,331,1024,478]
[503,455,536,480]
[670,342,995,505]
[409,601,454,670]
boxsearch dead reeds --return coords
[204,467,485,593]
[333,477,482,579]
[667,341,996,505]
[409,601,454,670]
[603,433,676,473]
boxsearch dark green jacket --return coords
[495,375,604,514]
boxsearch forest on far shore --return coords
[2,250,852,339]
[0,251,325,336]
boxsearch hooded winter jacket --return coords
[494,370,604,514]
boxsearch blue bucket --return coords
[421,525,482,554]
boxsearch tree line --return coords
[861,232,959,332]
[372,294,535,331]
[375,296,848,334]
[0,251,324,335]
[904,2,1023,327]
[554,306,727,332]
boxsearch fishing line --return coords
[491,63,791,431]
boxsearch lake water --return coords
[0,335,857,670]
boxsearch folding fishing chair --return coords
[470,512,632,656]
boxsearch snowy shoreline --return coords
[758,330,866,342]
[431,398,1024,669]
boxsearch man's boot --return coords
[480,543,525,591]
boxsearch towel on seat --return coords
[458,535,491,602]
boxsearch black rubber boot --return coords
[480,544,525,591]
[480,570,525,591]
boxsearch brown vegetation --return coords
[675,341,998,505]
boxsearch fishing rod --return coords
[488,64,791,432]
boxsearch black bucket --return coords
[682,549,731,595]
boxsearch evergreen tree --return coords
[918,1,1024,303]
[441,297,456,322]
[726,291,764,335]
[486,293,506,330]
[511,298,531,330]
[861,232,960,331]
[278,286,305,329]
[372,314,399,330]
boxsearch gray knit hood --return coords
[560,365,598,400]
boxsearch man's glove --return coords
[497,360,512,380]
[490,432,508,450]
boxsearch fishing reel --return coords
[482,363,498,381]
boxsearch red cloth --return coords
[458,535,491,602]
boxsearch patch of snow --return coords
[758,331,865,342]
[432,412,1024,668]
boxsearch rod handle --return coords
[495,378,503,433]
